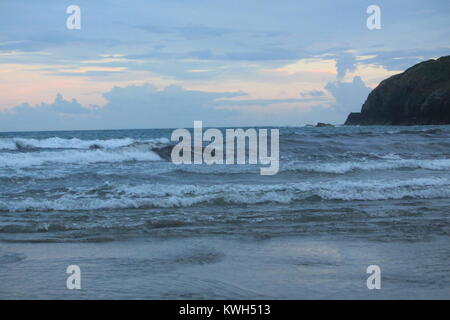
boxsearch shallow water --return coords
[0,125,449,299]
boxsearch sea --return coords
[0,125,449,299]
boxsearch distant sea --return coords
[0,125,449,299]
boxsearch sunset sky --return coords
[0,0,449,131]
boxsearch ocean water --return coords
[0,125,449,299]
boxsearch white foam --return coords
[0,148,161,168]
[2,177,449,212]
[284,159,450,174]
[0,137,169,150]
[0,139,17,150]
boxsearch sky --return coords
[0,0,449,131]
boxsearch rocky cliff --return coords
[345,55,450,125]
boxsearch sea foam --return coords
[0,137,169,151]
[1,177,448,212]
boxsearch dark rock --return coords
[151,145,174,161]
[315,122,334,127]
[152,144,217,161]
[89,144,102,150]
[345,55,450,125]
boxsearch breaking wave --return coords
[1,177,448,212]
[283,158,450,174]
[0,148,162,168]
[0,137,170,151]
[0,137,174,168]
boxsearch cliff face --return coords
[345,55,450,125]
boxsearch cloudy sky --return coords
[0,0,449,131]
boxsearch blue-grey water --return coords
[0,125,449,299]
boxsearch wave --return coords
[283,158,450,174]
[387,128,447,135]
[0,147,161,168]
[0,137,173,168]
[0,137,170,151]
[1,177,448,212]
[156,158,450,176]
[0,219,191,234]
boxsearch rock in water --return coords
[152,145,174,161]
[315,122,334,127]
[345,55,450,125]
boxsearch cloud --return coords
[0,81,349,131]
[187,48,302,61]
[335,52,357,79]
[4,93,92,116]
[97,84,246,128]
[358,48,450,71]
[215,97,328,107]
[267,76,372,125]
[136,24,233,39]
[300,90,326,97]
[324,76,371,118]
[0,94,96,132]
[0,84,247,131]
[1,0,448,130]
